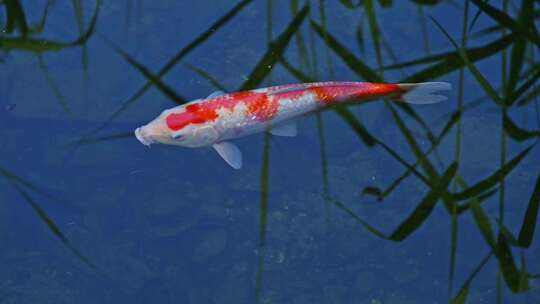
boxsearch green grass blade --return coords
[28,0,51,35]
[497,232,530,292]
[38,56,70,114]
[5,180,96,270]
[503,114,540,141]
[334,106,377,146]
[389,162,458,241]
[383,34,512,72]
[0,164,56,201]
[402,33,515,83]
[451,252,492,303]
[240,5,309,90]
[310,20,381,82]
[0,0,100,53]
[69,132,134,146]
[4,0,28,35]
[470,0,540,48]
[103,37,187,105]
[451,144,535,201]
[333,163,457,241]
[471,199,497,248]
[330,197,389,239]
[456,188,499,214]
[432,16,504,105]
[517,169,540,247]
[365,110,461,202]
[183,62,228,92]
[363,0,383,68]
[511,65,540,105]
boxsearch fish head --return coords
[135,105,219,148]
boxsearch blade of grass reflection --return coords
[183,63,228,92]
[38,56,70,114]
[331,162,457,241]
[517,170,540,248]
[418,6,430,54]
[3,0,28,36]
[503,114,540,141]
[470,197,497,247]
[102,37,187,105]
[456,188,499,215]
[450,144,536,201]
[334,106,377,146]
[28,0,51,35]
[517,83,540,107]
[432,17,505,106]
[72,0,88,71]
[470,25,506,40]
[307,0,319,79]
[0,164,56,201]
[467,186,530,292]
[290,0,311,73]
[240,5,309,90]
[467,0,485,34]
[5,179,97,270]
[401,34,515,83]
[450,1,470,297]
[389,162,458,241]
[255,132,270,303]
[511,65,540,104]
[318,0,335,77]
[497,232,530,291]
[86,0,252,136]
[470,0,540,49]
[451,252,493,304]
[387,105,438,181]
[364,110,462,202]
[505,0,535,105]
[363,0,383,69]
[495,218,522,247]
[256,4,275,301]
[310,20,381,81]
[355,24,365,57]
[0,0,100,53]
[381,33,513,72]
[70,132,134,146]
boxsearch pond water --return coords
[1,1,539,303]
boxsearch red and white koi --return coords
[135,81,451,169]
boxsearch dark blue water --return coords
[1,1,539,303]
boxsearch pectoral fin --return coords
[213,142,242,169]
[269,122,297,137]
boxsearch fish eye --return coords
[172,133,184,140]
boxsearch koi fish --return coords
[135,81,451,169]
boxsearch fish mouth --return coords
[135,127,153,146]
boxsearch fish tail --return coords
[395,82,452,104]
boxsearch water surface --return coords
[1,1,539,303]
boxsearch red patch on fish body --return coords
[309,83,403,105]
[246,94,278,121]
[166,90,276,131]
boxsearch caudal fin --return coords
[397,82,452,104]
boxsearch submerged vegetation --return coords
[1,0,539,302]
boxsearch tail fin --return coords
[397,82,452,104]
